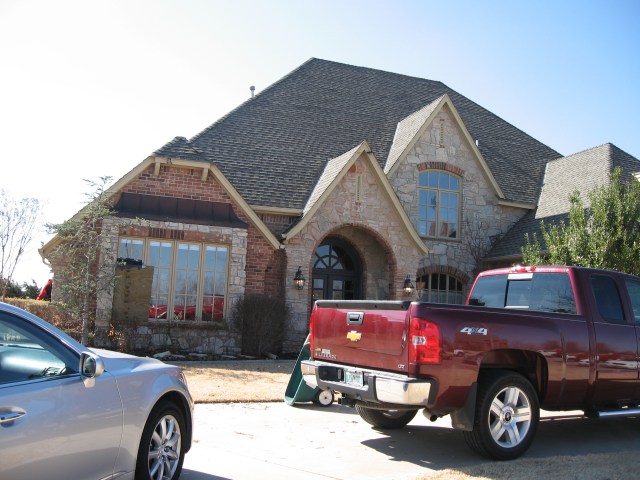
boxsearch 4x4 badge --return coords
[346,330,362,342]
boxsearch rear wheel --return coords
[463,371,539,460]
[136,400,186,480]
[355,405,418,429]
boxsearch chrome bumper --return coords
[301,360,434,405]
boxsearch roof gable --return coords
[40,156,282,256]
[488,143,640,261]
[384,94,503,199]
[536,143,640,219]
[284,141,428,254]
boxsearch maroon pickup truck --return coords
[301,265,640,460]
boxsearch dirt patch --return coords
[174,359,296,403]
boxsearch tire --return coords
[136,400,186,480]
[355,405,418,429]
[463,371,539,460]
[313,389,334,407]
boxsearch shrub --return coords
[2,298,82,341]
[232,294,288,357]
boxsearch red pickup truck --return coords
[301,265,640,460]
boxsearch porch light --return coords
[403,275,415,296]
[294,266,306,290]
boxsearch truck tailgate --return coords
[311,300,410,372]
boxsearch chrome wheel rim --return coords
[148,414,181,480]
[488,385,532,448]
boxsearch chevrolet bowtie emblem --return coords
[346,330,362,342]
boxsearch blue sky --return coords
[1,0,638,284]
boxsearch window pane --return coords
[419,172,428,187]
[418,220,427,236]
[313,278,324,301]
[468,275,507,307]
[625,280,640,322]
[428,172,438,188]
[418,171,461,239]
[176,244,189,269]
[529,273,576,314]
[591,275,624,323]
[148,241,172,320]
[438,172,449,189]
[201,245,228,321]
[506,280,531,308]
[118,239,143,261]
[419,274,465,305]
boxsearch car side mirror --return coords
[79,352,105,388]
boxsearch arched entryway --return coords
[311,236,362,300]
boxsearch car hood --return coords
[90,347,173,375]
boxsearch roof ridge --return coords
[189,58,319,144]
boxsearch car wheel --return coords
[136,400,186,480]
[355,405,418,429]
[313,389,334,407]
[463,370,539,460]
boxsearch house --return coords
[40,59,640,355]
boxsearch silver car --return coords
[0,302,193,480]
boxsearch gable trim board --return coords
[283,141,429,255]
[384,94,504,200]
[40,155,282,258]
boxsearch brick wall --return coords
[121,164,285,296]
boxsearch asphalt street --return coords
[180,402,640,480]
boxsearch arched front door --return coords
[312,237,362,300]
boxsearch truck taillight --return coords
[408,317,440,364]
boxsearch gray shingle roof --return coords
[487,143,640,260]
[153,58,561,210]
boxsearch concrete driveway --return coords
[181,402,640,480]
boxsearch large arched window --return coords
[418,170,460,239]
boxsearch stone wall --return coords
[283,152,424,350]
[388,106,526,291]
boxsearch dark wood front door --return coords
[312,237,361,301]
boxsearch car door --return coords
[0,312,123,480]
[589,273,639,404]
[622,277,640,400]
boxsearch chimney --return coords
[250,85,255,98]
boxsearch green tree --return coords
[46,177,117,345]
[0,190,42,300]
[523,167,640,275]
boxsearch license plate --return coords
[344,370,364,387]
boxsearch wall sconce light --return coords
[403,275,415,296]
[294,266,306,290]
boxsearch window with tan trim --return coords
[418,170,460,239]
[118,238,228,321]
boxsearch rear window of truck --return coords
[468,272,577,314]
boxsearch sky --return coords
[1,0,639,286]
